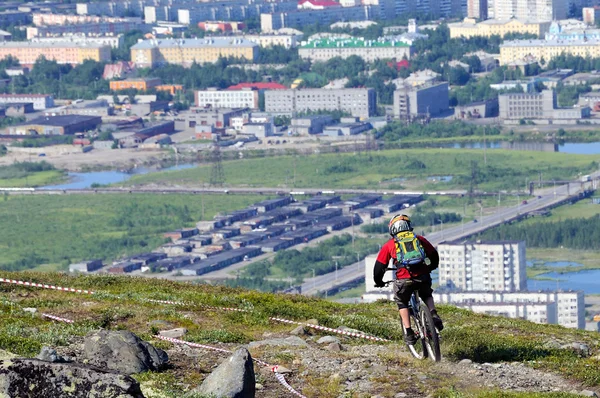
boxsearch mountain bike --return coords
[383,269,441,362]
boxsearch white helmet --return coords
[388,214,413,236]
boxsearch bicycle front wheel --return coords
[418,302,441,362]
[404,312,429,360]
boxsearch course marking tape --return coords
[42,313,74,324]
[2,277,390,343]
[155,335,306,398]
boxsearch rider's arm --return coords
[418,236,439,269]
[373,241,392,287]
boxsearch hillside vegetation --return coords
[125,149,599,192]
[0,272,598,397]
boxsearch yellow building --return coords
[500,39,600,65]
[130,38,258,67]
[449,18,552,39]
[0,41,110,65]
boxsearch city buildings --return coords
[298,36,413,62]
[0,41,111,65]
[265,88,377,118]
[198,21,246,32]
[545,20,600,41]
[178,0,296,26]
[0,10,31,25]
[488,0,566,21]
[499,39,600,65]
[31,35,124,49]
[498,90,591,120]
[449,18,551,39]
[110,78,162,91]
[27,14,144,39]
[195,83,285,109]
[583,6,600,25]
[467,0,487,20]
[130,38,259,67]
[8,115,103,135]
[242,33,304,49]
[0,94,54,110]
[290,115,335,135]
[261,5,375,32]
[393,82,449,120]
[437,240,527,292]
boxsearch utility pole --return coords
[312,269,316,291]
[483,127,487,165]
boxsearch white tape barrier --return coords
[2,277,390,343]
[41,313,74,324]
[155,335,307,398]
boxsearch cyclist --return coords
[373,214,443,345]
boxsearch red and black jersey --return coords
[373,235,439,284]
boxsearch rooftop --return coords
[501,39,600,47]
[227,82,286,90]
[299,37,410,49]
[131,37,258,49]
[298,0,341,7]
[0,40,107,49]
[20,115,101,127]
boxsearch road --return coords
[299,177,598,296]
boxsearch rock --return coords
[0,359,144,397]
[37,346,67,363]
[578,390,598,397]
[305,319,319,325]
[22,308,36,314]
[395,394,408,398]
[317,336,340,345]
[459,359,473,365]
[248,336,308,349]
[274,365,292,374]
[0,350,17,361]
[338,326,363,334]
[158,328,187,339]
[290,325,309,336]
[327,342,343,352]
[147,320,173,329]
[561,343,590,357]
[544,340,562,349]
[83,330,168,375]
[195,348,255,398]
[255,383,263,390]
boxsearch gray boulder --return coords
[0,358,145,398]
[561,342,590,357]
[83,330,168,375]
[194,348,255,398]
[317,336,340,345]
[37,346,67,363]
[158,328,187,339]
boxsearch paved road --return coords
[299,177,598,296]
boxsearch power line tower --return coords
[209,145,225,186]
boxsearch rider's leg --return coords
[399,308,411,329]
[424,296,436,312]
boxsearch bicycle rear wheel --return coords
[404,311,429,360]
[418,302,441,362]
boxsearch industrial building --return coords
[393,82,449,120]
[0,94,54,110]
[265,88,376,118]
[498,90,591,120]
[8,115,102,136]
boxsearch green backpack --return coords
[393,231,427,272]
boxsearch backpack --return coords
[393,231,428,273]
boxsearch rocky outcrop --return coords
[37,346,68,363]
[83,330,168,375]
[194,348,255,398]
[0,358,145,398]
[248,336,308,349]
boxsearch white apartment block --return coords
[0,94,54,110]
[489,0,567,21]
[243,34,302,49]
[438,240,527,292]
[195,88,258,109]
[31,35,124,48]
[434,290,585,329]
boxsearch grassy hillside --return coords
[0,193,262,271]
[124,149,599,192]
[0,272,598,397]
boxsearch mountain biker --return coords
[373,214,443,345]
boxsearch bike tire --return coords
[418,302,441,362]
[404,311,429,360]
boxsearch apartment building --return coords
[489,0,566,21]
[433,290,585,329]
[498,90,590,120]
[31,35,124,49]
[195,88,260,109]
[393,82,449,120]
[437,240,527,292]
[467,0,487,20]
[179,0,296,26]
[198,21,245,32]
[0,10,30,25]
[0,94,54,110]
[76,0,149,17]
[0,41,111,65]
[261,5,375,32]
[130,38,258,67]
[500,39,600,65]
[243,33,303,49]
[264,88,377,118]
[27,16,144,40]
[449,18,551,39]
[299,37,413,62]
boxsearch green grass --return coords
[123,148,599,192]
[0,272,598,396]
[0,193,262,271]
[0,170,65,188]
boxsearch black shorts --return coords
[392,274,433,309]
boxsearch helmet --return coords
[388,214,413,236]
